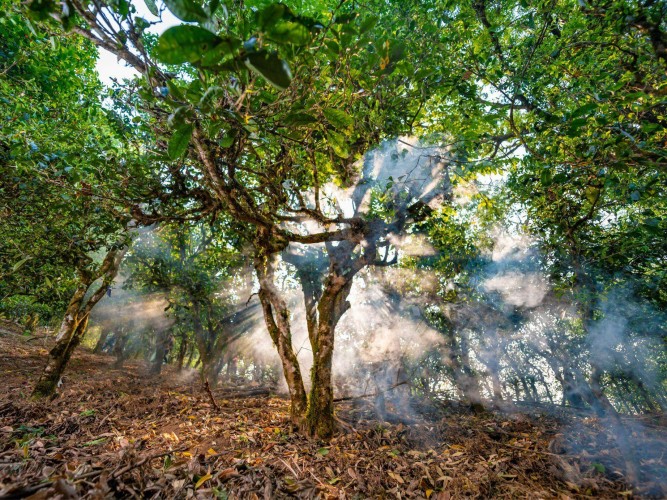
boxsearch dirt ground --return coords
[0,333,665,499]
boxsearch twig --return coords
[204,379,220,411]
[334,415,357,434]
[277,457,300,479]
[22,335,49,343]
[110,446,188,479]
[333,381,408,403]
[245,292,258,306]
[497,443,576,458]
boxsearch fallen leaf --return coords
[195,473,212,489]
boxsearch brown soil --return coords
[0,333,665,499]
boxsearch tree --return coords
[28,0,447,436]
[1,1,152,397]
[123,221,251,384]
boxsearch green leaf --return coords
[27,0,58,20]
[585,186,599,204]
[220,135,234,148]
[244,51,292,90]
[324,40,340,55]
[323,108,354,131]
[572,102,598,118]
[163,0,208,23]
[566,118,588,136]
[359,15,379,34]
[144,0,159,16]
[166,80,186,101]
[334,13,357,23]
[83,438,107,447]
[326,130,349,158]
[168,124,194,159]
[284,112,317,126]
[268,21,310,45]
[317,447,330,456]
[12,257,32,272]
[155,26,224,65]
[198,86,223,110]
[258,3,289,30]
[199,37,239,66]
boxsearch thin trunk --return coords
[255,251,308,423]
[226,355,237,380]
[458,333,484,411]
[589,364,616,415]
[192,303,212,383]
[94,329,110,354]
[151,329,168,375]
[113,330,130,369]
[32,316,89,398]
[253,362,263,383]
[32,246,124,398]
[185,341,195,368]
[176,335,187,371]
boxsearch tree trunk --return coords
[151,329,168,375]
[185,341,195,368]
[93,329,110,354]
[113,330,130,369]
[255,251,308,424]
[226,355,237,380]
[32,246,125,398]
[32,316,89,398]
[306,272,352,438]
[176,335,187,371]
[457,333,485,411]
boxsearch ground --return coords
[0,333,665,499]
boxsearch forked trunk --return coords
[32,316,89,398]
[32,246,125,398]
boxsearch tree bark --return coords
[93,329,110,354]
[176,333,187,371]
[151,329,169,375]
[255,251,308,423]
[191,303,217,385]
[113,329,130,369]
[32,246,125,398]
[306,272,352,438]
[32,316,89,398]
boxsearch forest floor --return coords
[0,334,666,499]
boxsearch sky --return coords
[95,1,179,85]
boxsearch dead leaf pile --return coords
[0,334,665,498]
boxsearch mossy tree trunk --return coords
[32,247,125,398]
[305,271,353,438]
[32,316,89,399]
[255,250,308,425]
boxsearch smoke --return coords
[224,137,452,413]
[89,272,174,360]
[480,229,548,309]
[483,271,548,308]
